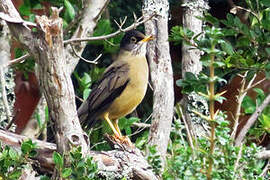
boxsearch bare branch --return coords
[64,13,156,44]
[65,0,110,74]
[113,16,127,30]
[130,113,152,137]
[243,77,266,93]
[233,143,243,174]
[235,93,270,146]
[177,104,195,153]
[70,44,101,64]
[231,72,257,140]
[0,129,158,180]
[132,122,151,128]
[257,150,270,159]
[7,53,31,66]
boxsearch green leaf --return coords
[21,142,31,155]
[64,0,75,20]
[93,19,112,37]
[8,169,22,179]
[236,37,250,47]
[19,2,31,16]
[204,14,220,26]
[260,114,270,133]
[83,89,91,100]
[125,127,132,135]
[213,61,226,67]
[261,0,270,7]
[40,176,50,180]
[81,73,91,86]
[242,96,256,114]
[221,41,234,55]
[8,148,18,161]
[253,88,265,106]
[185,72,197,81]
[62,168,72,178]
[53,151,64,169]
[175,79,184,87]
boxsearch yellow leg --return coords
[113,119,122,137]
[104,113,120,137]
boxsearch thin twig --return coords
[6,53,31,67]
[75,95,84,103]
[257,150,270,159]
[231,73,248,139]
[243,77,266,93]
[90,140,107,150]
[177,104,195,153]
[132,122,151,128]
[148,81,153,91]
[233,143,243,176]
[230,6,260,22]
[71,44,101,64]
[0,67,12,123]
[235,93,270,146]
[231,72,257,140]
[64,13,156,44]
[129,113,152,137]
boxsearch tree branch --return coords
[143,0,174,170]
[64,13,155,44]
[0,129,158,180]
[8,53,31,66]
[0,0,89,158]
[257,150,270,160]
[235,93,270,146]
[231,72,256,140]
[65,0,110,74]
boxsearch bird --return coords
[77,30,153,142]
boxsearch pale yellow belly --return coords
[107,83,147,120]
[106,57,148,120]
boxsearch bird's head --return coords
[120,30,154,56]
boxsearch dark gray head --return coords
[120,30,153,55]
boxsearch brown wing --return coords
[78,61,130,129]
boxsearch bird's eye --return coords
[130,36,137,43]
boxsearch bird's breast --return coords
[107,56,149,120]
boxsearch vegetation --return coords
[1,0,270,179]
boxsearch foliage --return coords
[147,145,162,175]
[0,140,37,179]
[52,147,98,179]
[168,0,270,179]
[0,141,98,180]
[163,113,264,179]
[242,88,270,143]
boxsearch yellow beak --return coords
[140,35,154,42]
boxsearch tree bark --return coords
[235,93,270,146]
[181,0,210,138]
[143,0,174,169]
[0,129,158,180]
[0,0,89,157]
[0,20,14,127]
[65,0,109,74]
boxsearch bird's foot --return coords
[113,135,134,148]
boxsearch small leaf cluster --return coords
[52,147,98,180]
[163,113,264,180]
[0,140,37,180]
[147,145,162,175]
